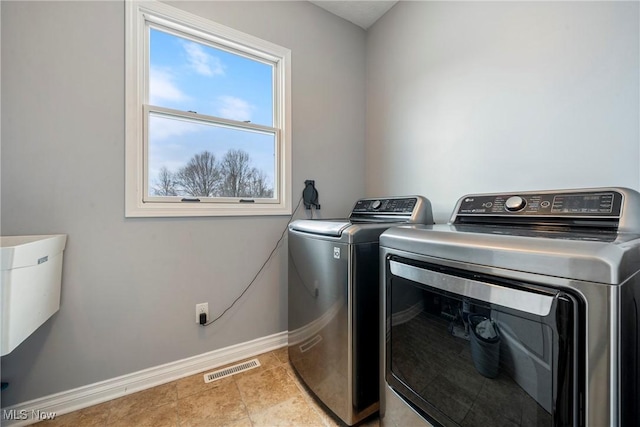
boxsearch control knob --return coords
[505,196,526,212]
[371,200,382,210]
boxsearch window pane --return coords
[147,112,276,199]
[149,27,274,127]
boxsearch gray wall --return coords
[3,0,639,409]
[366,1,640,222]
[0,1,365,405]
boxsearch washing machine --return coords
[379,187,640,427]
[288,196,433,425]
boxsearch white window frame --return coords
[125,0,292,217]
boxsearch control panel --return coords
[349,196,433,225]
[351,197,418,214]
[454,190,623,218]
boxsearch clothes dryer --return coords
[380,187,640,427]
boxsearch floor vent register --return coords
[203,358,261,383]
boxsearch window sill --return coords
[125,200,293,218]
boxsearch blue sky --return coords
[147,27,275,192]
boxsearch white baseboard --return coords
[2,331,288,426]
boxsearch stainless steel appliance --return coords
[288,196,433,425]
[380,187,640,427]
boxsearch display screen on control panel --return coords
[551,193,614,214]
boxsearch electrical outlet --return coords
[196,303,209,324]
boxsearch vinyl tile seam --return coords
[229,376,254,427]
[282,364,338,427]
[104,382,178,426]
[232,355,329,427]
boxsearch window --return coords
[126,1,291,217]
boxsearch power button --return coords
[505,196,526,212]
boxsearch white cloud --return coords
[216,96,254,122]
[149,67,189,105]
[183,42,225,77]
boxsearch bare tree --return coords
[157,149,273,198]
[246,167,273,198]
[152,166,178,196]
[174,151,221,197]
[220,149,253,197]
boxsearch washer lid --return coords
[288,220,351,237]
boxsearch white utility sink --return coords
[1,234,67,356]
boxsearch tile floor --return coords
[35,347,380,427]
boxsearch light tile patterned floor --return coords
[35,347,380,427]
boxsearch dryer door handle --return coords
[389,260,555,316]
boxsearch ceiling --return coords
[309,1,398,30]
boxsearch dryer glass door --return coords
[384,256,583,427]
